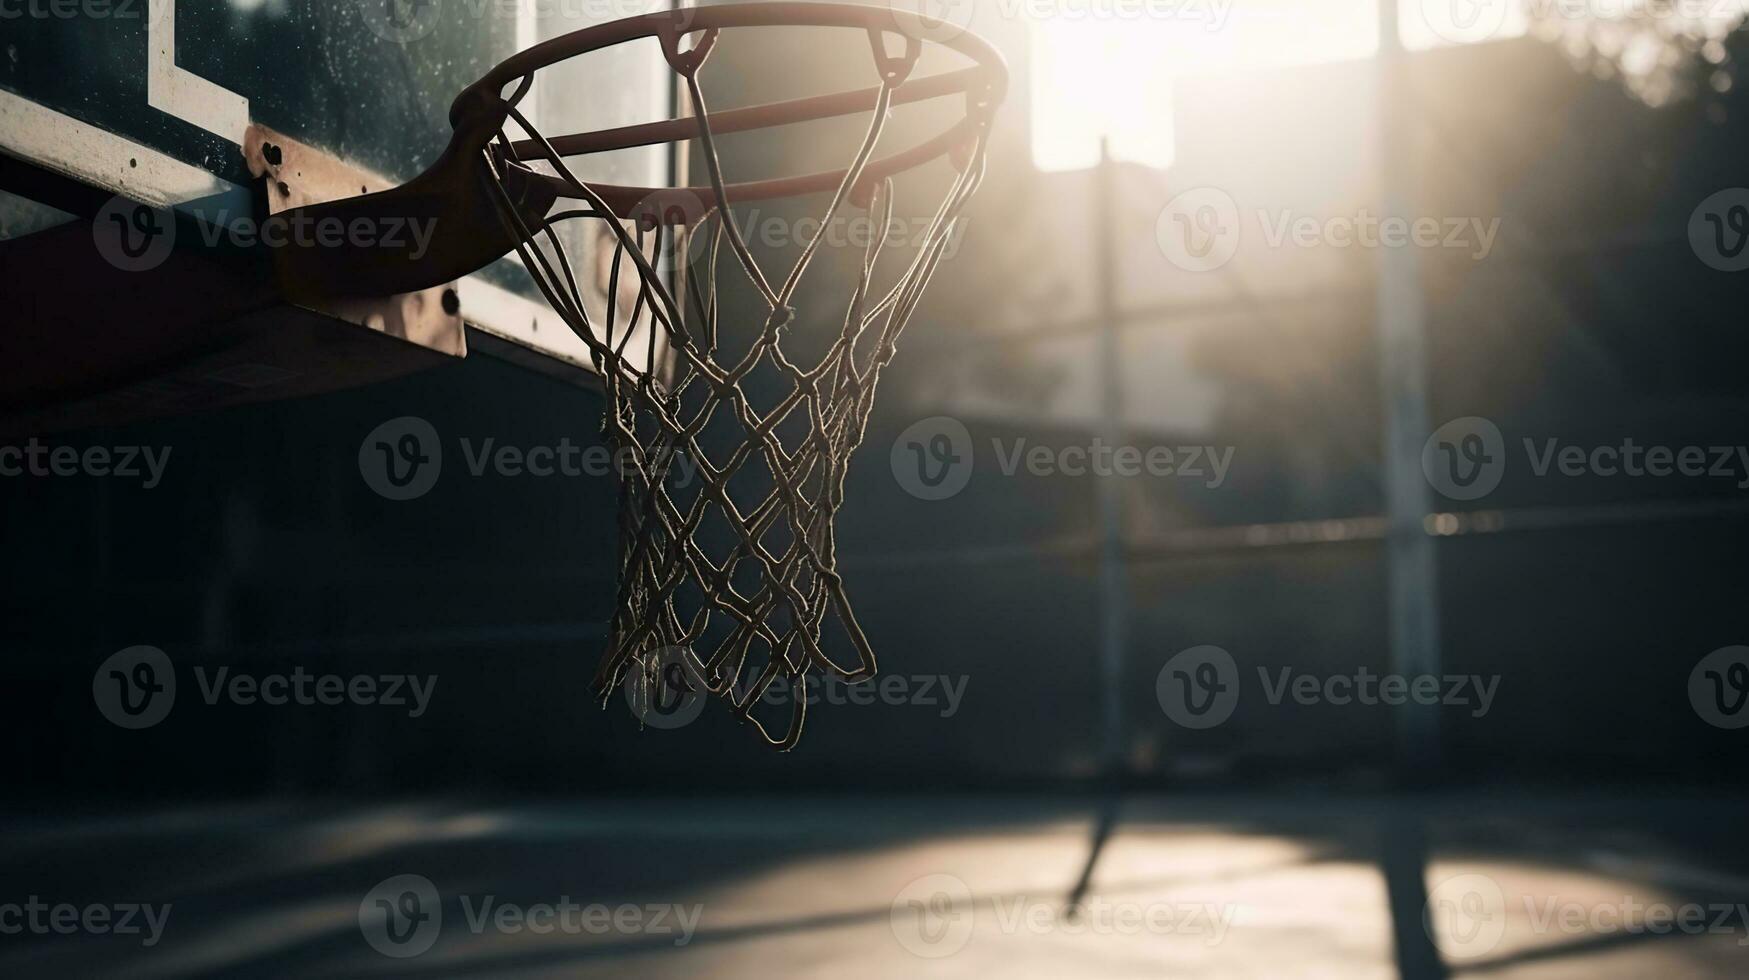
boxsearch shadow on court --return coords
[1,792,1744,979]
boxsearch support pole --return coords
[1094,139,1129,779]
[1378,0,1443,778]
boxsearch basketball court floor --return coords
[4,793,1745,978]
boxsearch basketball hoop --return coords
[283,3,1007,747]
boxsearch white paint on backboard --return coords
[147,0,251,145]
[0,88,245,210]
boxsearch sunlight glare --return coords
[1030,0,1382,172]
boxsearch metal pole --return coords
[1378,0,1442,777]
[1376,8,1448,978]
[1094,139,1129,777]
[1065,136,1130,921]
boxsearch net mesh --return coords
[478,28,993,748]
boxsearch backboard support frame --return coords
[0,0,687,394]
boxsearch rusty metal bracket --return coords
[244,125,466,359]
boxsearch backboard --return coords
[0,0,682,386]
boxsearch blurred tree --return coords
[1526,1,1745,106]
